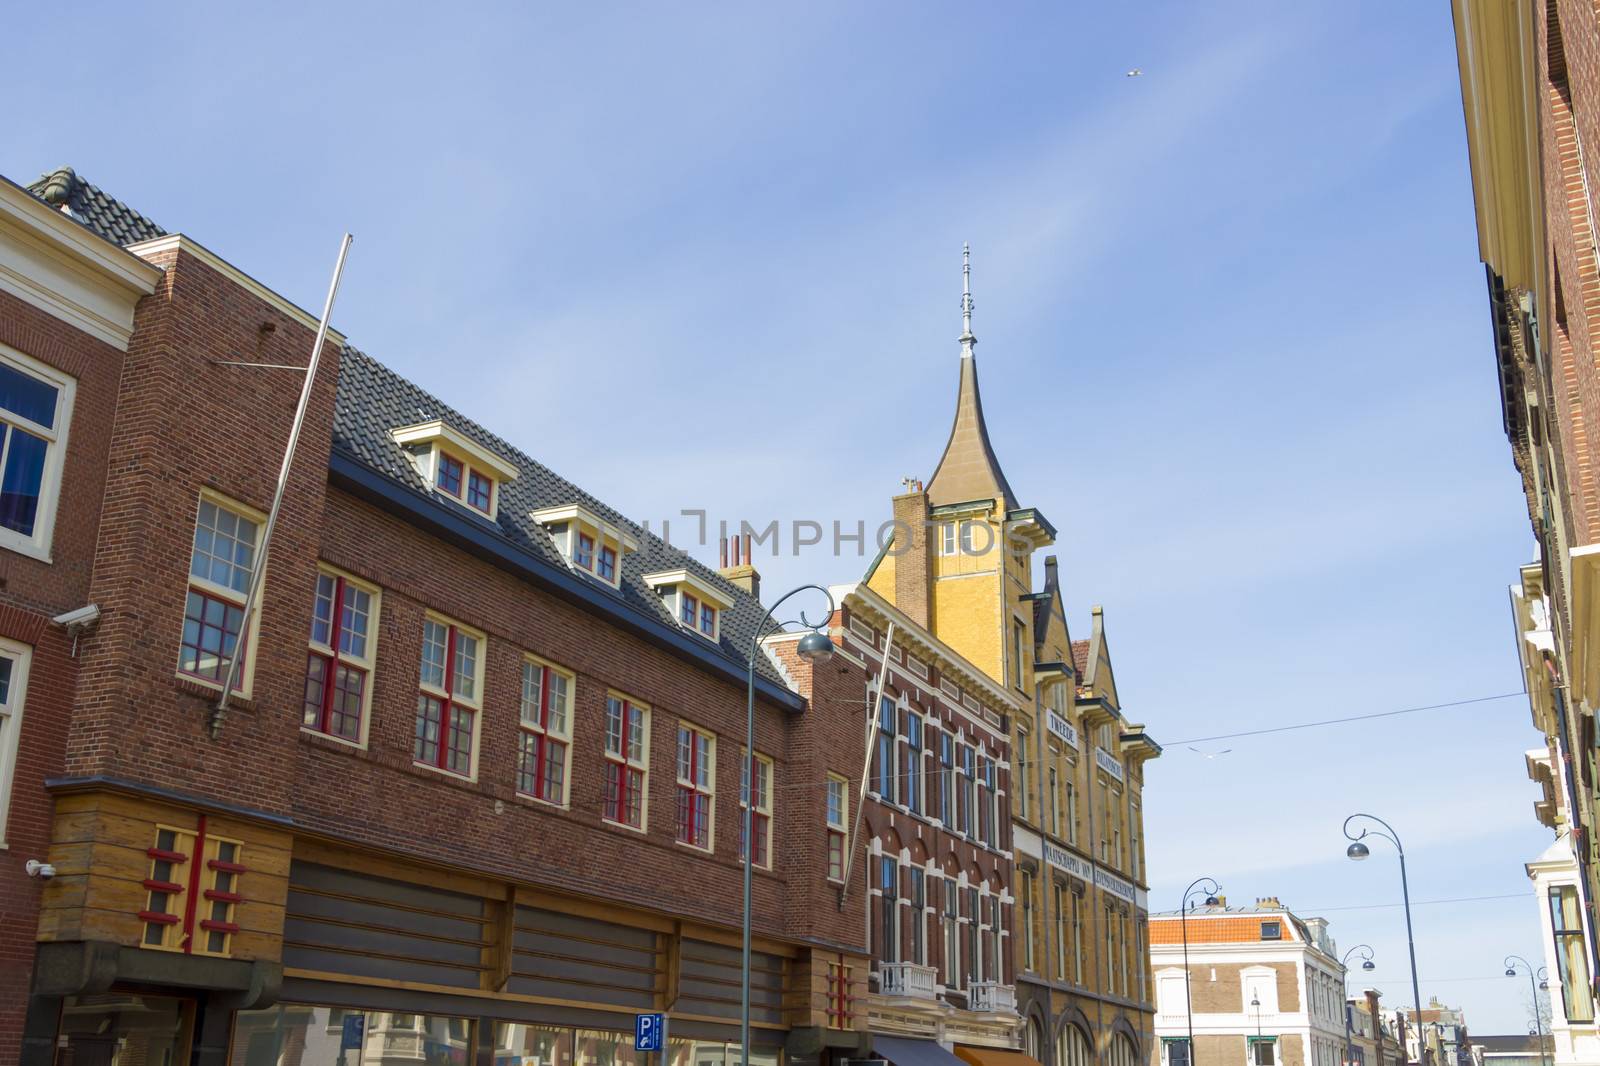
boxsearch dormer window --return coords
[531,504,638,589]
[391,420,518,522]
[644,570,731,641]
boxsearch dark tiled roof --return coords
[333,347,788,685]
[1070,639,1090,676]
[27,167,166,247]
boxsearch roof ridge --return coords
[27,166,167,247]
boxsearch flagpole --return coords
[839,620,896,907]
[211,233,353,737]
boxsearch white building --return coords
[1149,899,1349,1066]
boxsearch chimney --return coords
[891,483,932,628]
[719,534,760,600]
[1256,896,1282,909]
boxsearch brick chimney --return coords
[891,482,931,627]
[719,534,760,600]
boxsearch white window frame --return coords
[0,343,74,563]
[178,490,265,698]
[826,772,848,881]
[0,638,32,847]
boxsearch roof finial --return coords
[960,242,976,355]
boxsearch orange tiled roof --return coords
[1071,640,1090,676]
[1149,915,1296,946]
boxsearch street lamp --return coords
[1181,877,1221,1066]
[1252,993,1263,1038]
[1344,814,1424,1065]
[740,584,836,1066]
[1504,955,1551,1066]
[1341,945,1376,1066]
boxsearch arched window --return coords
[1108,1033,1138,1066]
[1025,1019,1044,1060]
[1057,1024,1091,1066]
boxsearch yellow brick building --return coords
[864,249,1160,1066]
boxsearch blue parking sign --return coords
[340,1014,365,1050]
[635,1014,663,1052]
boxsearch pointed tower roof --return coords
[926,245,1019,509]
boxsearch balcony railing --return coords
[968,981,1017,1014]
[880,961,939,1000]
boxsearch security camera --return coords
[52,604,100,628]
[24,860,55,879]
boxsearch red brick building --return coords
[1,169,874,1066]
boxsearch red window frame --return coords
[680,592,698,627]
[826,959,852,1027]
[433,451,495,516]
[741,751,772,868]
[415,617,479,776]
[437,453,464,496]
[518,659,570,804]
[466,470,493,512]
[604,695,647,828]
[700,601,716,636]
[575,532,595,570]
[676,724,714,849]
[303,570,374,742]
[597,544,617,580]
[179,588,249,690]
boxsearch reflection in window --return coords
[1551,884,1596,1022]
[230,1006,472,1066]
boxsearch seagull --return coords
[1188,746,1232,760]
[1126,68,1143,77]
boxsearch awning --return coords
[955,1046,1043,1066]
[875,1037,968,1066]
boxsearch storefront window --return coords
[496,1024,573,1066]
[57,994,191,1066]
[231,1005,472,1066]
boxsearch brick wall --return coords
[0,286,128,1066]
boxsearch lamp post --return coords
[1341,945,1376,1066]
[740,584,836,1066]
[1344,814,1424,1066]
[1181,877,1221,1066]
[1504,955,1550,1066]
[1252,993,1263,1038]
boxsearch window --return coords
[432,451,499,516]
[181,495,261,692]
[604,695,649,828]
[826,773,848,880]
[597,544,617,581]
[438,454,463,496]
[575,532,595,570]
[1260,920,1282,940]
[940,522,957,555]
[908,868,926,964]
[879,857,899,962]
[1067,775,1078,843]
[942,882,960,987]
[964,886,979,984]
[979,893,997,981]
[415,615,483,776]
[1165,1041,1192,1066]
[532,506,637,589]
[1058,1026,1091,1066]
[0,347,73,559]
[959,521,979,554]
[1551,884,1595,1022]
[677,724,715,850]
[304,568,379,742]
[140,825,195,951]
[977,754,996,845]
[0,639,29,845]
[1053,883,1069,981]
[1016,723,1031,821]
[1071,888,1085,983]
[466,470,493,512]
[826,962,853,1028]
[699,601,715,636]
[1012,618,1026,688]
[1251,1040,1277,1066]
[1048,766,1061,836]
[958,744,976,836]
[874,694,896,802]
[741,750,773,867]
[1019,868,1036,971]
[937,731,954,825]
[518,657,572,804]
[198,836,245,955]
[905,713,922,814]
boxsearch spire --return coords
[960,242,976,355]
[926,244,1018,509]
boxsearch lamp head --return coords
[1252,995,1260,1007]
[1347,841,1371,861]
[797,630,835,664]
[1205,895,1219,906]
[1540,981,1549,990]
[1507,968,1518,977]
[1362,960,1375,971]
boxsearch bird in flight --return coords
[1188,746,1232,759]
[1126,68,1143,77]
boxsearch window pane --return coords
[548,672,570,735]
[495,1023,572,1066]
[453,632,479,701]
[467,471,492,510]
[0,360,58,429]
[191,500,259,593]
[341,584,371,658]
[447,707,474,773]
[420,619,447,688]
[522,662,544,727]
[311,573,336,646]
[415,693,443,763]
[606,697,624,756]
[0,428,47,536]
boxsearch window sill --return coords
[513,791,569,812]
[174,674,254,708]
[675,838,716,855]
[602,817,648,835]
[301,725,366,750]
[0,535,51,564]
[412,760,477,784]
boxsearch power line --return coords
[1301,893,1526,913]
[1167,692,1525,747]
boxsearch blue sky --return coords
[7,0,1551,1034]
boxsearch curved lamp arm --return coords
[1344,812,1404,855]
[747,584,836,660]
[1342,944,1376,969]
[1184,876,1221,911]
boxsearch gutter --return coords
[328,448,806,713]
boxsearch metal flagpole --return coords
[838,620,897,907]
[211,233,353,737]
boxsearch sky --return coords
[5,0,1553,1036]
